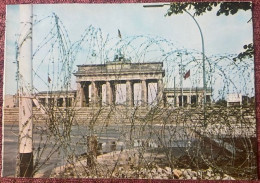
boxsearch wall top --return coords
[74,62,165,77]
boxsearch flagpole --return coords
[190,87,191,106]
[178,53,183,107]
[117,29,123,61]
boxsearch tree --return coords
[166,2,253,61]
[215,98,227,106]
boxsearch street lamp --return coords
[143,3,207,106]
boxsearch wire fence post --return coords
[18,4,34,177]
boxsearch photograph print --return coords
[2,2,256,180]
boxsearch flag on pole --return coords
[48,75,51,83]
[118,29,122,39]
[184,70,190,80]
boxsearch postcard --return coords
[2,2,256,180]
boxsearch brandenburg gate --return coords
[73,60,165,107]
[33,59,211,108]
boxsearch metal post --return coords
[18,4,33,177]
[14,41,19,107]
[174,77,176,107]
[179,53,183,107]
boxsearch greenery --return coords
[215,99,227,106]
[166,2,253,61]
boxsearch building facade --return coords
[36,90,77,107]
[73,60,165,107]
[164,87,212,107]
[33,61,212,108]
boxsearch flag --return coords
[184,70,190,80]
[48,75,51,83]
[118,29,122,39]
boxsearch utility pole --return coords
[18,4,33,177]
[178,53,184,107]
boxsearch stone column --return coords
[106,81,113,105]
[198,94,202,105]
[63,97,66,107]
[157,79,164,106]
[91,81,98,107]
[54,96,57,107]
[141,80,148,106]
[187,95,191,105]
[126,80,133,107]
[97,83,102,107]
[176,95,179,107]
[46,96,48,106]
[76,82,83,107]
[71,97,74,107]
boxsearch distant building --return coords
[4,94,17,108]
[6,61,212,108]
[36,90,77,107]
[227,93,255,107]
[164,87,212,107]
[227,93,242,106]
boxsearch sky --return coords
[4,3,254,99]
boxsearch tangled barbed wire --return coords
[4,12,256,180]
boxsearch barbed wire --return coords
[5,12,256,179]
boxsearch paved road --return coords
[3,124,19,177]
[3,123,193,177]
